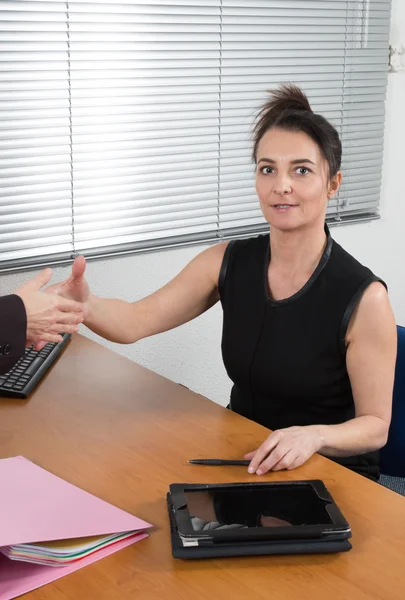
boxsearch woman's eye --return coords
[261,166,274,175]
[295,167,310,175]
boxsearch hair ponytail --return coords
[259,83,312,117]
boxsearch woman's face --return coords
[255,128,341,232]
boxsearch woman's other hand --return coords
[245,425,323,475]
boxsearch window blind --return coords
[69,0,223,253]
[0,0,392,270]
[0,1,73,265]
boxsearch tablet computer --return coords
[168,480,351,549]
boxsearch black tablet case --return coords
[167,494,352,559]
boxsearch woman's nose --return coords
[273,174,292,195]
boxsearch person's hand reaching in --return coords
[14,268,86,350]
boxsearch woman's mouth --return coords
[272,204,296,212]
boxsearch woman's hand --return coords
[245,425,323,475]
[46,255,90,304]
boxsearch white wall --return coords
[2,0,405,407]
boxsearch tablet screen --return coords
[184,484,334,532]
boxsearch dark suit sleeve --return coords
[0,294,27,375]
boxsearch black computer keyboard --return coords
[0,333,71,399]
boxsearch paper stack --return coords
[0,456,152,600]
[0,531,141,567]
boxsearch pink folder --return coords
[0,457,152,600]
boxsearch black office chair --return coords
[379,325,405,495]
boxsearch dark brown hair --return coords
[252,83,342,178]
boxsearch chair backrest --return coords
[380,325,405,476]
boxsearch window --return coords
[0,0,392,271]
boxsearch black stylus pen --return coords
[189,459,250,466]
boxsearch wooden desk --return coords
[0,334,404,599]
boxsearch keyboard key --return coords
[25,357,45,376]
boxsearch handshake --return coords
[13,256,89,351]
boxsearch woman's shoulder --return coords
[329,238,389,351]
[213,234,269,300]
[202,234,268,272]
[222,233,269,257]
[329,238,380,284]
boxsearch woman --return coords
[51,84,396,481]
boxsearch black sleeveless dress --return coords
[219,226,385,481]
